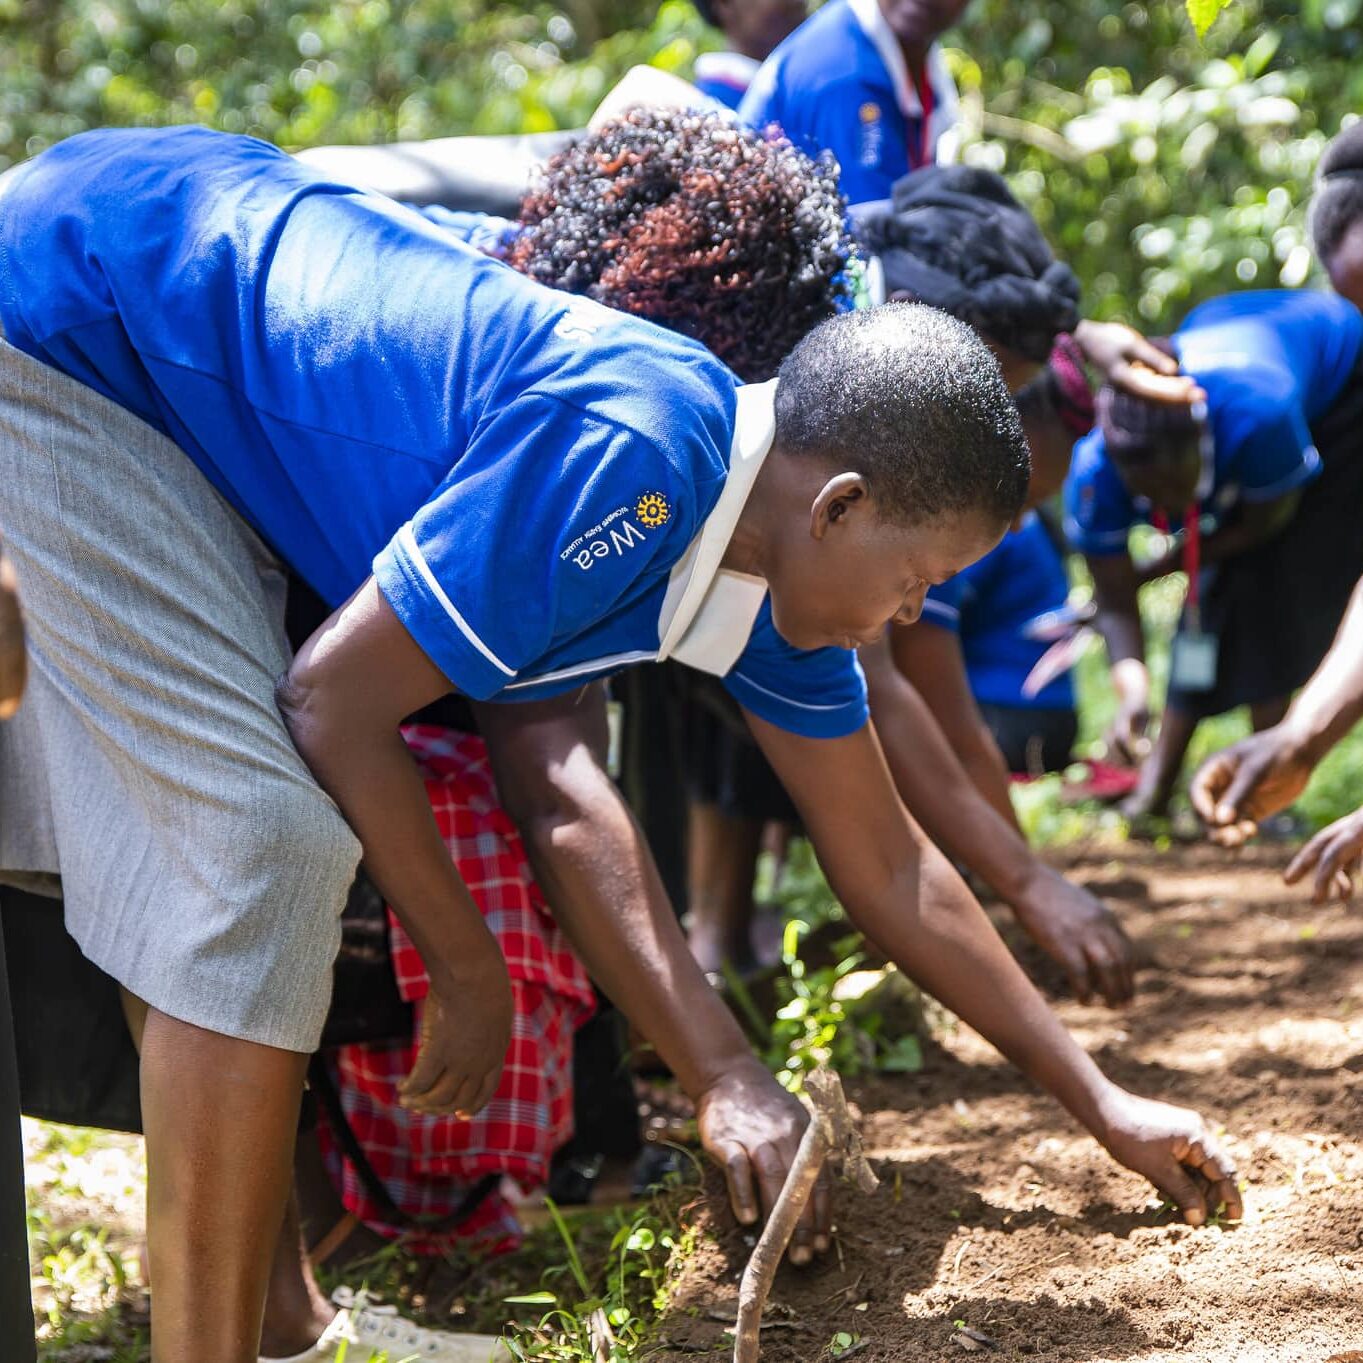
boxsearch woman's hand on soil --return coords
[1190,730,1315,847]
[696,1057,831,1265]
[1096,1089,1242,1227]
[1284,806,1363,902]
[1013,870,1135,1006]
[1073,319,1206,406]
[1106,703,1150,768]
[398,940,513,1118]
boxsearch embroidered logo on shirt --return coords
[635,492,670,528]
[858,101,883,167]
[562,504,656,571]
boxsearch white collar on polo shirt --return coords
[656,380,777,676]
[693,50,762,89]
[847,0,957,126]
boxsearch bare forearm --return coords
[830,831,1115,1131]
[752,716,1117,1134]
[958,737,1022,830]
[1095,608,1144,668]
[478,696,757,1099]
[883,629,1019,832]
[1282,575,1363,761]
[866,658,1034,900]
[278,683,494,986]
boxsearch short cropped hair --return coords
[509,108,851,382]
[774,302,1030,526]
[1310,121,1363,266]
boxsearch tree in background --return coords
[0,0,1356,330]
[949,0,1362,326]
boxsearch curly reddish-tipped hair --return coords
[507,107,852,381]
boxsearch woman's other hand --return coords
[1284,806,1363,902]
[398,935,513,1118]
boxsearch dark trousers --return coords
[0,920,35,1361]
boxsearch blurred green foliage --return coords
[0,0,701,161]
[0,0,1355,333]
[949,0,1362,328]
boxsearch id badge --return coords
[1169,631,1218,692]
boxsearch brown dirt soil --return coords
[653,844,1363,1363]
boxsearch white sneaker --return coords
[259,1286,513,1363]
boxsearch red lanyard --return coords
[1183,504,1204,610]
[1153,504,1202,631]
[1182,502,1201,622]
[909,63,935,169]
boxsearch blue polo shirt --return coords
[1065,289,1363,556]
[0,126,867,738]
[738,0,957,206]
[921,513,1074,710]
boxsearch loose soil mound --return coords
[654,845,1363,1363]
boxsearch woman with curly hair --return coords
[428,106,853,381]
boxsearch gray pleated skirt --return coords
[0,333,360,1052]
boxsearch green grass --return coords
[26,1120,701,1363]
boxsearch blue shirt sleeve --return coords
[920,577,963,633]
[1064,428,1137,556]
[373,392,693,698]
[411,207,520,257]
[722,601,868,739]
[1212,389,1322,504]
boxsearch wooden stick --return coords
[732,1070,878,1363]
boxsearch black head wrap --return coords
[1311,122,1363,264]
[853,164,1080,363]
[1095,340,1199,465]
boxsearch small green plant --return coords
[500,1193,697,1361]
[761,842,928,1089]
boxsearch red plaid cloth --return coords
[318,726,595,1255]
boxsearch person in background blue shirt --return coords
[739,0,966,206]
[691,0,807,111]
[921,511,1078,774]
[1068,289,1363,821]
[1197,122,1363,866]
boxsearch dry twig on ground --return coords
[733,1068,878,1363]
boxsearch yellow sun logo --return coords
[635,492,670,528]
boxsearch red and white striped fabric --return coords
[318,726,595,1254]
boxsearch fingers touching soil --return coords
[656,845,1363,1363]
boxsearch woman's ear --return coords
[810,472,871,539]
